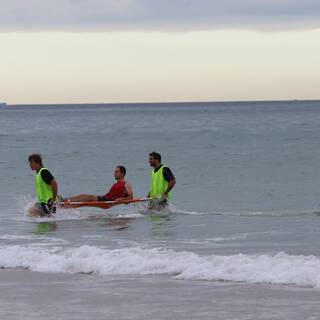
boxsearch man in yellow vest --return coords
[28,154,58,216]
[148,151,176,207]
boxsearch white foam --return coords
[17,196,317,221]
[1,245,320,288]
[0,235,36,240]
[174,207,320,217]
[19,195,35,213]
[0,234,68,244]
[15,195,152,221]
[206,235,248,242]
[32,208,84,221]
[115,212,145,218]
[206,231,286,243]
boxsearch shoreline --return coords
[1,269,320,320]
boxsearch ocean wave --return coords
[13,196,167,221]
[1,245,320,288]
[175,208,320,217]
[0,235,68,246]
[14,195,320,220]
[0,234,36,240]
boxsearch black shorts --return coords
[36,202,56,216]
[97,195,113,201]
[148,198,168,210]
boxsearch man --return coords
[148,152,176,206]
[65,166,133,203]
[28,154,58,216]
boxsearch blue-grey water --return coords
[1,101,320,319]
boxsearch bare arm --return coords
[50,179,58,202]
[163,179,176,198]
[124,182,133,200]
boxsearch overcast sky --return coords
[1,0,320,31]
[1,1,320,104]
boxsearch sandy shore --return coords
[1,269,320,320]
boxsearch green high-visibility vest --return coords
[35,167,53,203]
[150,165,172,199]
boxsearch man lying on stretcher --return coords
[63,166,133,203]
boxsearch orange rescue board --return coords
[58,198,150,209]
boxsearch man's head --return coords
[28,154,43,171]
[114,165,126,180]
[149,152,161,168]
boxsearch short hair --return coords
[149,151,161,162]
[28,154,43,166]
[117,165,126,177]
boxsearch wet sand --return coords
[1,269,320,320]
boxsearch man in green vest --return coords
[28,154,58,216]
[148,151,176,207]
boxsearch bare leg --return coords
[28,204,42,216]
[65,194,97,202]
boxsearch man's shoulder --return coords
[40,168,52,176]
[163,166,173,173]
[162,166,175,181]
[40,168,54,184]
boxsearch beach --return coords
[1,101,320,319]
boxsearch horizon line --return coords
[6,98,320,107]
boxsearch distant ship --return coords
[0,102,7,107]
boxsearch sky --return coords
[0,0,320,104]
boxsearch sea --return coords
[1,101,320,319]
